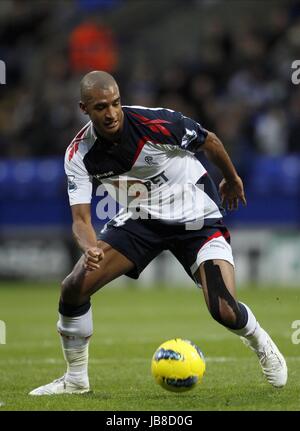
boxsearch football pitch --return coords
[0,281,299,411]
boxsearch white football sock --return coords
[228,302,268,349]
[57,307,93,385]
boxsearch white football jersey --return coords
[65,106,223,224]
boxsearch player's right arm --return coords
[65,141,104,271]
[71,204,104,271]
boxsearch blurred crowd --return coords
[0,0,300,179]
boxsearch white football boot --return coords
[241,329,288,388]
[29,374,90,396]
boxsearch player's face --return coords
[80,85,124,140]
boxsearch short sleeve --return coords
[64,149,93,206]
[179,115,208,153]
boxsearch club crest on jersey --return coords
[67,175,77,192]
[145,156,155,165]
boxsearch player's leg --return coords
[197,259,243,329]
[30,214,164,396]
[29,241,135,396]
[196,258,287,388]
[61,239,135,305]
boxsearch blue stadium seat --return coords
[248,156,300,197]
[1,156,299,228]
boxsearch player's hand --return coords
[84,247,104,271]
[219,176,247,211]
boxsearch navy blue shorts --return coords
[98,216,231,283]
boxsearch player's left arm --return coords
[201,131,247,211]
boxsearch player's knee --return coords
[61,268,108,305]
[61,273,84,304]
[61,275,74,294]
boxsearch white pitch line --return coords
[6,332,293,347]
[0,356,300,366]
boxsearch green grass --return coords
[0,281,299,411]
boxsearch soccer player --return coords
[29,71,287,395]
